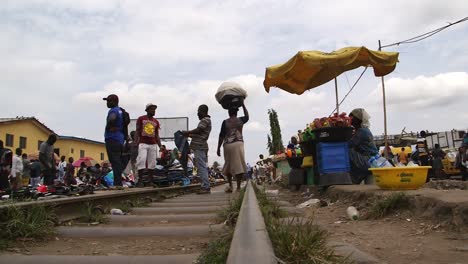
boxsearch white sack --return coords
[215,82,248,103]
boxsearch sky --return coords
[1,0,468,165]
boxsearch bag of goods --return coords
[215,82,248,109]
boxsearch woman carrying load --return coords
[217,103,249,192]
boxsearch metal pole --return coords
[334,77,339,114]
[379,40,389,159]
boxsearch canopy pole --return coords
[334,77,339,114]
[379,40,389,159]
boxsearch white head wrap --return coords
[350,108,371,128]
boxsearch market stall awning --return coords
[264,46,399,94]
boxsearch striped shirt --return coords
[190,116,211,150]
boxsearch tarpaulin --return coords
[264,46,399,95]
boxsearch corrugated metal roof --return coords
[0,116,55,134]
[58,136,104,145]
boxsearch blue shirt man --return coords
[103,94,124,187]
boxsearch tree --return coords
[267,109,284,155]
[267,134,272,154]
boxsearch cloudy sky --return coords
[1,0,467,164]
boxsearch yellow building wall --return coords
[0,120,51,155]
[0,120,107,162]
[55,139,107,162]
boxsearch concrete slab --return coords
[109,214,217,223]
[0,254,199,264]
[164,198,233,203]
[150,201,228,207]
[279,206,303,215]
[330,184,468,204]
[131,206,225,215]
[57,225,225,237]
[327,185,468,228]
[329,242,381,264]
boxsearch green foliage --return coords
[269,218,352,264]
[368,192,410,219]
[217,188,245,226]
[0,204,56,249]
[255,187,286,220]
[81,202,109,224]
[253,184,353,264]
[267,134,273,154]
[267,109,284,155]
[198,187,245,264]
[195,231,233,264]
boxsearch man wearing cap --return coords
[103,94,125,188]
[135,103,161,187]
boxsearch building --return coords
[55,136,107,162]
[374,129,466,150]
[0,117,107,162]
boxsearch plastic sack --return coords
[215,82,248,103]
[104,171,114,187]
[215,82,248,109]
[301,156,314,168]
[407,161,419,167]
[369,155,393,168]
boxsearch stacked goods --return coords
[317,142,350,174]
[310,112,352,130]
[305,112,354,143]
[215,81,248,109]
[317,142,353,186]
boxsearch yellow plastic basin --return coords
[368,166,431,190]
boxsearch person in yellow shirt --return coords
[398,147,408,165]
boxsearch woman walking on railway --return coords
[217,103,249,192]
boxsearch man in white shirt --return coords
[57,155,67,183]
[10,148,24,190]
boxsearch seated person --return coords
[88,164,102,185]
[158,145,172,166]
[348,108,378,184]
[170,148,181,166]
[64,157,77,186]
[77,162,90,183]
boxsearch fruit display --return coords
[310,112,352,130]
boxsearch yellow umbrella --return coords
[264,46,399,94]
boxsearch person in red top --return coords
[135,103,162,186]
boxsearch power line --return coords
[328,17,467,115]
[381,17,468,49]
[329,66,368,116]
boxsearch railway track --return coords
[0,182,312,264]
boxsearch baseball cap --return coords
[145,103,157,110]
[102,94,119,103]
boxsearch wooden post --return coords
[334,77,339,115]
[379,40,389,159]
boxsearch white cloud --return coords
[1,0,468,164]
[244,121,268,132]
[368,72,468,110]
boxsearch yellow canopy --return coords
[264,46,399,94]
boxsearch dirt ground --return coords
[274,183,468,264]
[2,236,211,256]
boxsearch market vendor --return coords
[348,108,378,184]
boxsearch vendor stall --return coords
[264,46,400,188]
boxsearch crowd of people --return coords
[103,93,251,194]
[3,102,465,196]
[0,135,61,192]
